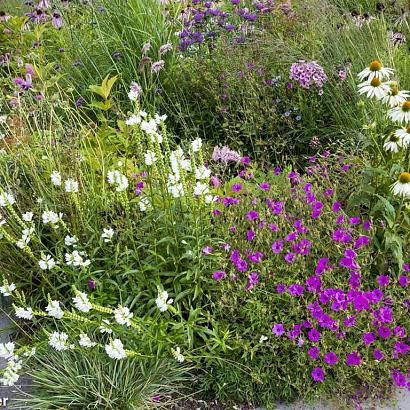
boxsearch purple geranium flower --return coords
[346,351,361,366]
[324,351,338,366]
[311,367,325,382]
[272,323,285,336]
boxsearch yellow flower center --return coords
[369,60,382,72]
[391,86,399,96]
[407,126,410,134]
[370,77,381,87]
[390,134,399,142]
[402,101,410,112]
[398,172,410,184]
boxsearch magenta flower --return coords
[259,182,270,191]
[202,246,213,255]
[346,351,361,366]
[212,271,226,280]
[399,276,409,287]
[378,326,391,339]
[324,351,338,366]
[241,156,251,165]
[308,328,321,342]
[395,341,409,355]
[362,332,376,345]
[311,367,325,382]
[276,283,286,293]
[374,349,384,361]
[232,183,243,193]
[271,241,283,254]
[247,229,255,241]
[332,202,342,212]
[308,346,320,360]
[246,211,259,221]
[378,275,389,287]
[272,323,285,336]
[284,252,296,263]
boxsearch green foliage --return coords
[14,351,190,410]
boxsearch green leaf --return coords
[371,195,396,228]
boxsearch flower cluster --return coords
[289,60,328,95]
[210,155,410,389]
[0,283,184,385]
[357,61,410,198]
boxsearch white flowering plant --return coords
[0,281,195,387]
[352,60,410,268]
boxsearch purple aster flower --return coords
[276,283,286,293]
[311,367,325,382]
[315,258,329,275]
[363,220,372,231]
[272,323,285,336]
[308,346,320,360]
[308,328,321,342]
[403,263,410,272]
[324,352,338,366]
[346,351,361,366]
[399,276,409,287]
[392,371,407,387]
[212,271,226,280]
[349,216,361,225]
[354,235,370,249]
[274,166,282,175]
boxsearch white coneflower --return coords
[72,292,92,312]
[391,172,410,198]
[383,134,402,153]
[114,306,133,326]
[105,339,126,360]
[45,300,64,319]
[64,178,79,193]
[78,334,96,348]
[358,77,390,100]
[382,83,409,107]
[15,307,33,320]
[357,60,394,81]
[50,171,62,186]
[388,100,410,124]
[101,227,114,243]
[395,126,410,145]
[48,332,68,351]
